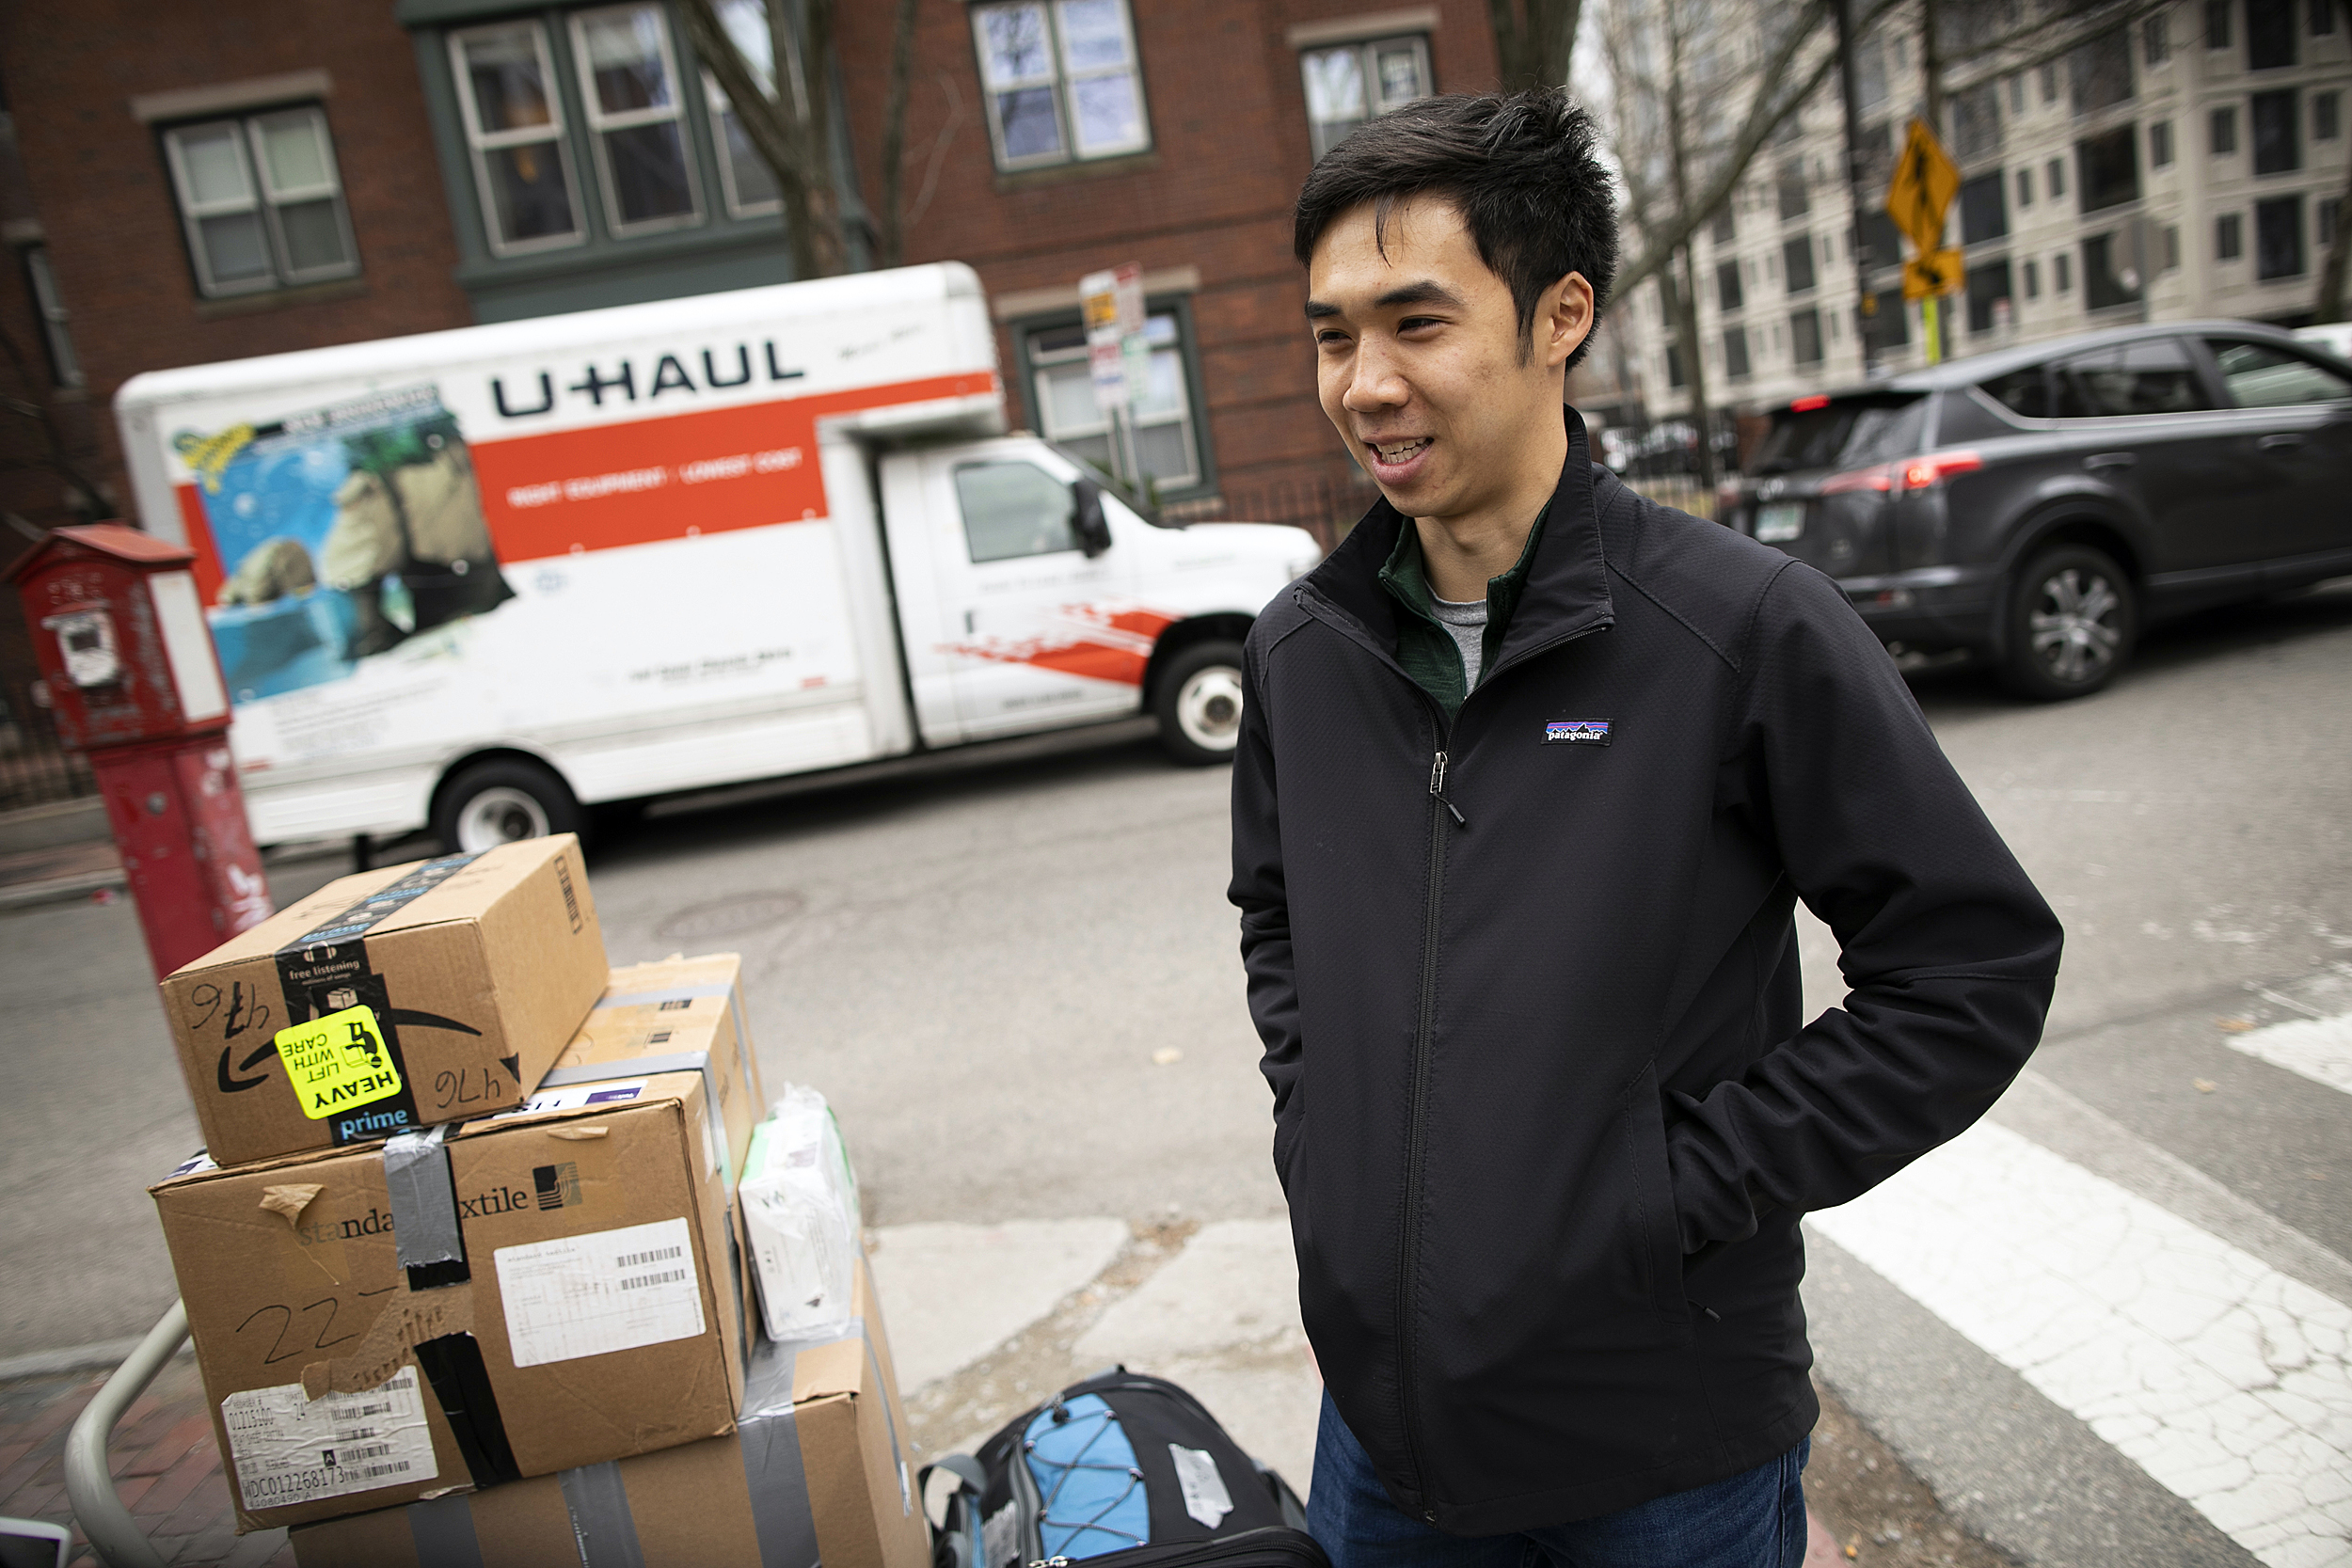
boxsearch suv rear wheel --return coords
[2000,545,2136,701]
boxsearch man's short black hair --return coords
[1294,87,1618,371]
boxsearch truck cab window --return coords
[956,462,1082,562]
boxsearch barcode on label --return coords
[332,1426,378,1442]
[616,1245,682,1269]
[347,1402,392,1418]
[358,1462,411,1481]
[333,1443,395,1464]
[495,1216,704,1367]
[621,1269,688,1291]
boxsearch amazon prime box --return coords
[151,1067,745,1533]
[286,1255,924,1568]
[159,835,607,1166]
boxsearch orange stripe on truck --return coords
[171,371,998,579]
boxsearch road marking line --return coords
[1809,1119,2352,1568]
[2226,1012,2352,1098]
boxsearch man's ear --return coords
[1542,272,1597,371]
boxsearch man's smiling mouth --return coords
[1368,437,1433,463]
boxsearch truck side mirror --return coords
[1073,476,1113,558]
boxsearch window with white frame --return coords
[1300,34,1432,160]
[1027,313,1201,493]
[160,106,359,297]
[972,0,1150,170]
[451,22,586,255]
[703,0,791,216]
[570,5,702,234]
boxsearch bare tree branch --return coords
[878,0,920,265]
[1489,0,1585,89]
[1942,0,2171,96]
[679,0,848,277]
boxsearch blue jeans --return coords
[1307,1391,1810,1568]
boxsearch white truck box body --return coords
[113,263,1313,843]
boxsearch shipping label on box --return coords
[153,1069,743,1533]
[159,834,609,1166]
[291,1256,927,1568]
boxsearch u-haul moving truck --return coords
[115,263,1318,850]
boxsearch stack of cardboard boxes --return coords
[142,836,926,1567]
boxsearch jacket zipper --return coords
[1391,617,1608,1522]
[1393,744,1458,1518]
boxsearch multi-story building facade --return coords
[1615,0,2352,436]
[0,0,1501,803]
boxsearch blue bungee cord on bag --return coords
[1024,1394,1151,1560]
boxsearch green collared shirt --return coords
[1377,508,1549,721]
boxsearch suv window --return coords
[1750,395,1927,474]
[956,462,1079,562]
[2051,339,2213,417]
[1979,365,2055,419]
[2207,339,2352,407]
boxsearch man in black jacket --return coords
[1230,90,2062,1566]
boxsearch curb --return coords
[0,869,127,911]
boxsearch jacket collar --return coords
[1301,406,1615,674]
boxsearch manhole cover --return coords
[654,890,805,942]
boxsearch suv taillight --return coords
[1820,449,1982,496]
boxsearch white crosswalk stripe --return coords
[2226,1012,2352,1099]
[1810,1118,2352,1568]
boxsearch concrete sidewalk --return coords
[3,1215,1927,1567]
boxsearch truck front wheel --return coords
[434,757,583,853]
[1153,640,1247,766]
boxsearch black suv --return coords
[1718,320,2352,698]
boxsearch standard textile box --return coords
[290,1257,926,1568]
[151,1068,745,1532]
[550,953,766,1182]
[159,835,608,1166]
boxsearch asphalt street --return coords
[2,578,2347,1566]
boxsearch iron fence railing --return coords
[0,694,98,812]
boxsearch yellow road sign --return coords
[1902,247,1965,301]
[1887,118,1961,257]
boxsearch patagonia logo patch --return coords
[1543,719,1611,745]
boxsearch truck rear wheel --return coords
[1153,640,1247,766]
[434,757,582,853]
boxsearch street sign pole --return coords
[1080,262,1149,489]
[1888,117,1963,367]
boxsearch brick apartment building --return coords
[0,0,1507,800]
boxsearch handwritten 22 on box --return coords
[157,834,609,1166]
[150,1067,747,1533]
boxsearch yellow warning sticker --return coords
[275,1005,404,1120]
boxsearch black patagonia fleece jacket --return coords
[1229,410,2061,1534]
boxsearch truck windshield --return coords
[1751,396,1927,475]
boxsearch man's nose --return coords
[1341,343,1406,415]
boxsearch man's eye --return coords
[1314,329,1350,346]
[1398,316,1442,333]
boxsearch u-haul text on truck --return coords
[115,264,1319,849]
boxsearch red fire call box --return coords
[9,523,230,746]
[9,523,273,975]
